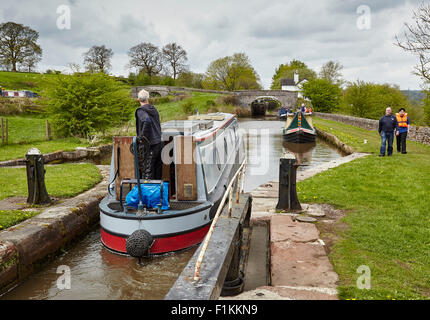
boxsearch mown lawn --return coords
[0,210,40,231]
[0,138,90,162]
[297,117,430,300]
[0,116,47,144]
[156,92,224,122]
[0,163,102,201]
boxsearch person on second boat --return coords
[395,108,410,154]
[378,107,398,157]
[135,89,163,180]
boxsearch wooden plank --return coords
[174,135,197,201]
[113,137,135,200]
[188,115,225,121]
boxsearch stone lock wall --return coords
[314,112,430,146]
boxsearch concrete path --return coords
[231,153,370,300]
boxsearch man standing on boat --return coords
[135,89,163,179]
[378,107,398,157]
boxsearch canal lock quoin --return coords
[1,118,344,300]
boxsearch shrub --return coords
[45,73,136,138]
[218,95,240,106]
[181,100,195,114]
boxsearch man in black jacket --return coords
[135,89,163,179]
[378,107,398,157]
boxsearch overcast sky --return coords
[0,0,425,89]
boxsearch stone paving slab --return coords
[270,241,339,288]
[270,216,319,243]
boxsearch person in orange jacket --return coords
[395,108,410,154]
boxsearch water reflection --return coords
[238,119,343,192]
[282,142,316,166]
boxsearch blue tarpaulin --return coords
[125,182,169,211]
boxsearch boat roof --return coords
[161,112,236,142]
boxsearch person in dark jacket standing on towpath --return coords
[378,107,398,157]
[135,89,163,179]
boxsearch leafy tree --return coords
[0,22,42,72]
[319,61,344,85]
[423,90,430,125]
[344,81,410,119]
[83,45,114,73]
[301,78,342,113]
[128,42,163,77]
[395,2,430,83]
[176,71,204,88]
[203,53,261,91]
[162,43,188,80]
[271,59,316,89]
[45,73,136,138]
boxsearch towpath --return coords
[229,152,369,300]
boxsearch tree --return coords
[128,42,163,77]
[423,89,430,125]
[395,2,430,83]
[203,53,261,91]
[45,73,136,138]
[344,81,410,119]
[162,43,188,80]
[301,78,342,113]
[83,45,113,73]
[0,22,42,72]
[319,61,344,85]
[271,60,316,89]
[176,71,204,88]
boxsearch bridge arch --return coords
[250,96,282,116]
[234,90,298,116]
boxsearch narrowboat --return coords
[282,112,316,143]
[99,113,246,257]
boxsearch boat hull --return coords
[283,128,316,143]
[101,223,210,255]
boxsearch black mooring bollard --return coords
[276,157,301,211]
[26,148,51,205]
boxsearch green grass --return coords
[0,138,89,162]
[298,118,430,300]
[0,163,102,201]
[0,210,40,231]
[313,117,430,155]
[156,92,224,122]
[0,116,48,144]
[0,71,59,93]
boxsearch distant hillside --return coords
[401,90,425,104]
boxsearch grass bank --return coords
[0,163,102,230]
[297,117,430,300]
[0,163,102,201]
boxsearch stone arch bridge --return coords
[131,86,298,109]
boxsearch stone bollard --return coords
[26,148,51,205]
[276,157,301,211]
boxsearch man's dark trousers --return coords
[149,142,163,180]
[396,132,407,153]
[380,131,394,156]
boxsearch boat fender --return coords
[126,229,154,258]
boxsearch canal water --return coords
[1,119,343,300]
